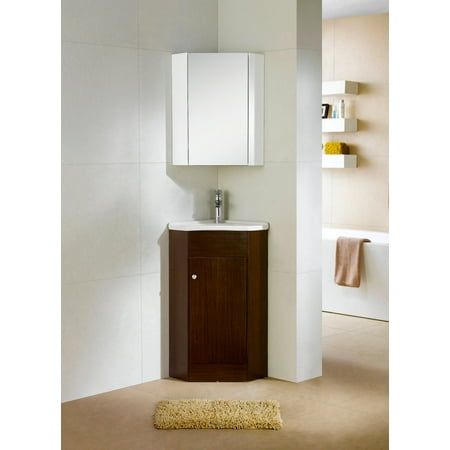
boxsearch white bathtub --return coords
[322,228,389,321]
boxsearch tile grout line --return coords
[62,271,163,286]
[62,162,141,166]
[62,161,169,166]
[330,18,335,229]
[136,0,140,50]
[61,160,325,171]
[62,39,172,54]
[322,328,351,337]
[332,20,335,80]
[216,0,220,194]
[62,39,139,50]
[137,4,144,385]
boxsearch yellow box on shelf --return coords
[323,141,349,155]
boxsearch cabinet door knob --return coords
[191,274,197,280]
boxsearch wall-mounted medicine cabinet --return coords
[171,53,264,166]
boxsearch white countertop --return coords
[168,220,269,232]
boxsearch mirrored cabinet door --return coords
[171,52,264,166]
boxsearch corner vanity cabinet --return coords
[171,52,264,166]
[169,226,268,381]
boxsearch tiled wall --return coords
[322,14,389,231]
[218,0,322,382]
[62,0,323,399]
[62,0,218,402]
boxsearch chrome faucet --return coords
[215,190,224,223]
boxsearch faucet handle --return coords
[214,189,224,223]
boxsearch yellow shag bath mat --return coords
[153,399,282,430]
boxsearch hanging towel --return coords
[335,237,371,288]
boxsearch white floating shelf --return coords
[322,80,359,96]
[322,154,357,169]
[322,118,357,133]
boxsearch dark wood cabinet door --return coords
[189,257,247,366]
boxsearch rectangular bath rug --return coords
[153,399,282,430]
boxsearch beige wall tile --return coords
[333,14,388,82]
[322,20,334,80]
[345,87,389,158]
[322,14,389,231]
[331,156,389,231]
[322,169,333,225]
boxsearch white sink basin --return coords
[168,220,269,232]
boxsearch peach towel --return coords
[335,237,371,288]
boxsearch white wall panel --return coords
[171,53,188,165]
[218,0,296,52]
[62,0,218,401]
[62,164,140,284]
[139,0,218,52]
[62,43,139,164]
[62,0,138,47]
[62,277,141,402]
[140,50,172,163]
[140,163,217,274]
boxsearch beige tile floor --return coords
[62,312,388,450]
